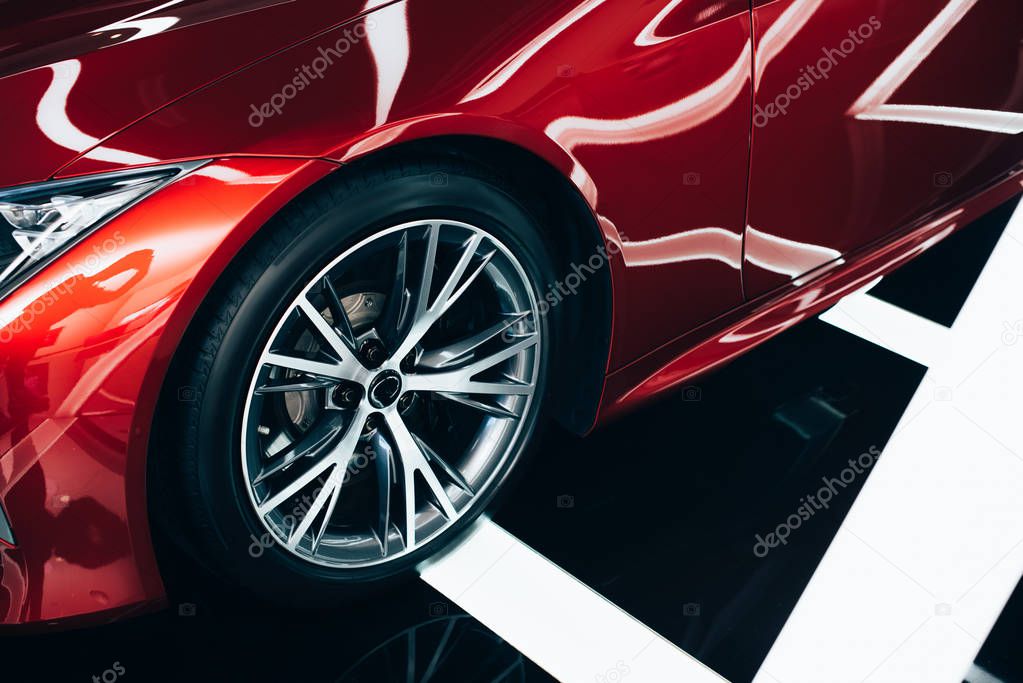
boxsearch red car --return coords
[0,0,1020,627]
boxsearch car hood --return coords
[0,0,384,188]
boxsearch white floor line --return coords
[964,663,1006,683]
[420,519,727,683]
[818,287,952,368]
[757,199,1023,683]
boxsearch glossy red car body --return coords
[0,0,1020,626]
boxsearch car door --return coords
[743,0,1023,298]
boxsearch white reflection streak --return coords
[523,0,818,145]
[855,105,1023,134]
[37,60,249,180]
[461,0,607,104]
[365,0,410,126]
[89,0,184,43]
[849,0,1023,134]
[196,165,254,182]
[754,0,825,89]
[635,0,686,47]
[620,228,741,268]
[851,0,979,113]
[635,0,734,47]
[545,42,750,149]
[725,211,962,346]
[37,60,155,166]
[569,161,599,207]
[745,225,841,277]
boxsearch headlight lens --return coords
[0,162,203,291]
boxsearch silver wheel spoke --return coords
[413,431,474,495]
[404,222,440,329]
[418,311,531,370]
[255,376,337,394]
[399,453,417,552]
[253,413,345,485]
[384,410,458,551]
[321,276,356,348]
[288,462,347,552]
[432,233,485,317]
[296,297,367,378]
[435,392,520,420]
[264,352,352,382]
[405,332,538,396]
[370,430,395,556]
[257,406,368,516]
[257,454,335,517]
[379,232,411,349]
[393,228,493,361]
[311,468,345,555]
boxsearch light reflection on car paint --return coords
[364,0,410,126]
[36,60,155,167]
[460,0,608,104]
[753,0,826,89]
[88,0,185,44]
[35,59,253,183]
[745,227,842,278]
[848,0,1023,134]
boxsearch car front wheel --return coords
[161,158,556,604]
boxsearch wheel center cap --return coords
[367,370,402,408]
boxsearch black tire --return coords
[155,157,558,607]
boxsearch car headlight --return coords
[0,161,204,292]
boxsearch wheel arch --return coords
[143,138,613,571]
[149,137,612,455]
[142,137,612,589]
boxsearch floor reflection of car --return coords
[337,615,526,683]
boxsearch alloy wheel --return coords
[240,220,543,568]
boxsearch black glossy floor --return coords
[8,199,1023,683]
